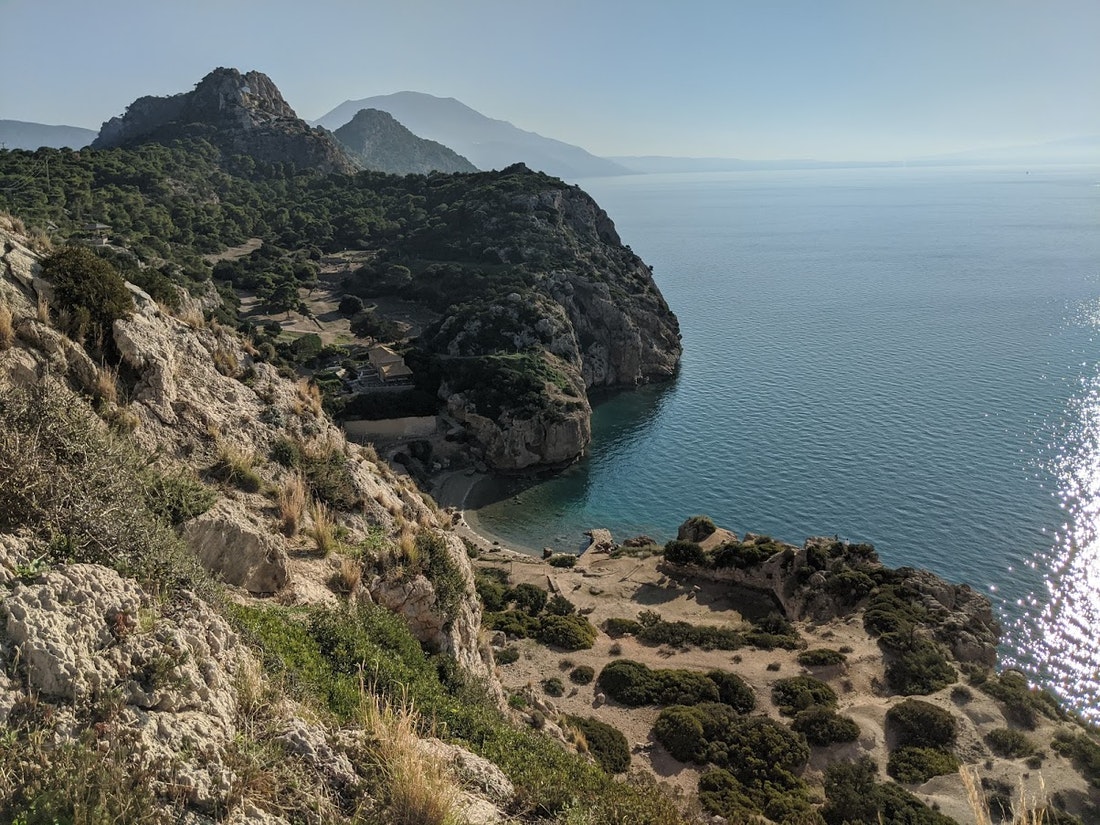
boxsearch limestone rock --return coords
[183,499,289,594]
[14,318,98,388]
[584,529,615,553]
[417,737,515,805]
[277,716,360,791]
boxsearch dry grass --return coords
[961,766,1047,825]
[175,305,205,329]
[295,380,323,417]
[332,555,363,595]
[91,366,119,405]
[357,690,460,825]
[309,499,338,556]
[36,293,50,324]
[212,345,240,378]
[27,227,52,254]
[277,471,307,537]
[397,526,418,565]
[0,301,13,351]
[211,446,264,493]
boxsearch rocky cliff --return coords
[333,108,478,174]
[93,67,357,174]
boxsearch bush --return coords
[511,582,548,615]
[797,648,847,668]
[886,746,960,784]
[978,670,1065,729]
[792,707,860,746]
[597,660,720,707]
[496,646,520,665]
[547,553,577,568]
[338,294,364,316]
[985,727,1035,759]
[705,670,755,714]
[678,515,716,542]
[570,665,595,685]
[884,639,956,696]
[663,539,707,566]
[885,699,957,749]
[141,467,216,525]
[653,706,707,762]
[543,677,565,697]
[1051,731,1100,787]
[565,716,631,774]
[475,572,509,611]
[604,617,644,637]
[771,676,838,716]
[209,448,264,493]
[536,614,597,651]
[41,246,133,345]
[822,757,957,825]
[545,594,576,615]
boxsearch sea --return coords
[465,164,1100,719]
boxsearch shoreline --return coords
[431,469,548,557]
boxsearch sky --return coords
[2,0,1098,161]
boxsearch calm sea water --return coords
[469,165,1100,716]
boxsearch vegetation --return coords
[484,580,597,651]
[1052,730,1100,787]
[887,746,961,783]
[596,660,754,713]
[792,706,861,746]
[564,716,631,775]
[771,676,838,716]
[974,669,1066,729]
[797,648,847,667]
[40,245,133,347]
[985,727,1036,759]
[610,608,802,652]
[569,665,595,685]
[885,699,957,750]
[822,757,957,824]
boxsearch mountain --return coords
[333,108,477,174]
[315,91,629,180]
[610,156,899,173]
[0,120,97,151]
[92,67,357,174]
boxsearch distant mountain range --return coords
[315,92,629,180]
[333,108,477,175]
[0,120,96,150]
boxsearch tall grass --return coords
[357,689,460,825]
[961,766,1046,825]
[0,301,13,350]
[277,471,307,537]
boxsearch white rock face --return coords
[183,498,289,594]
[0,563,247,808]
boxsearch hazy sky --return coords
[2,0,1098,160]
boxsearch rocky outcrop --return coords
[334,108,478,174]
[93,67,357,174]
[370,533,502,702]
[183,499,289,594]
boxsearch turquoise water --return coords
[470,165,1100,715]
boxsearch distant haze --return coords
[1,0,1098,162]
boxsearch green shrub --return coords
[209,448,264,493]
[884,638,956,695]
[547,553,577,568]
[1052,731,1100,787]
[271,436,302,468]
[536,614,597,651]
[653,706,707,762]
[771,676,838,716]
[705,670,755,714]
[545,593,576,615]
[978,670,1066,729]
[663,539,706,566]
[511,582,548,615]
[822,757,957,825]
[141,467,216,525]
[985,727,1035,758]
[41,246,133,345]
[570,665,595,685]
[475,572,509,611]
[636,617,746,650]
[797,648,847,668]
[792,707,860,746]
[298,443,361,511]
[886,746,960,784]
[543,677,565,697]
[496,646,520,665]
[604,617,644,637]
[885,699,957,749]
[565,716,631,774]
[597,660,720,707]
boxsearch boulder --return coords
[183,499,288,594]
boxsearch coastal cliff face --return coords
[411,166,681,471]
[93,67,357,174]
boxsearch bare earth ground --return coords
[453,512,1097,825]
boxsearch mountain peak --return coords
[92,67,356,174]
[333,108,477,175]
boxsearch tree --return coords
[41,246,133,346]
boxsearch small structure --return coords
[81,222,111,246]
[367,344,413,384]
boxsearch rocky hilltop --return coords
[334,108,478,174]
[93,67,357,174]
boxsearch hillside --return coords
[92,67,357,174]
[315,91,629,180]
[1,80,681,473]
[0,119,97,150]
[333,108,478,174]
